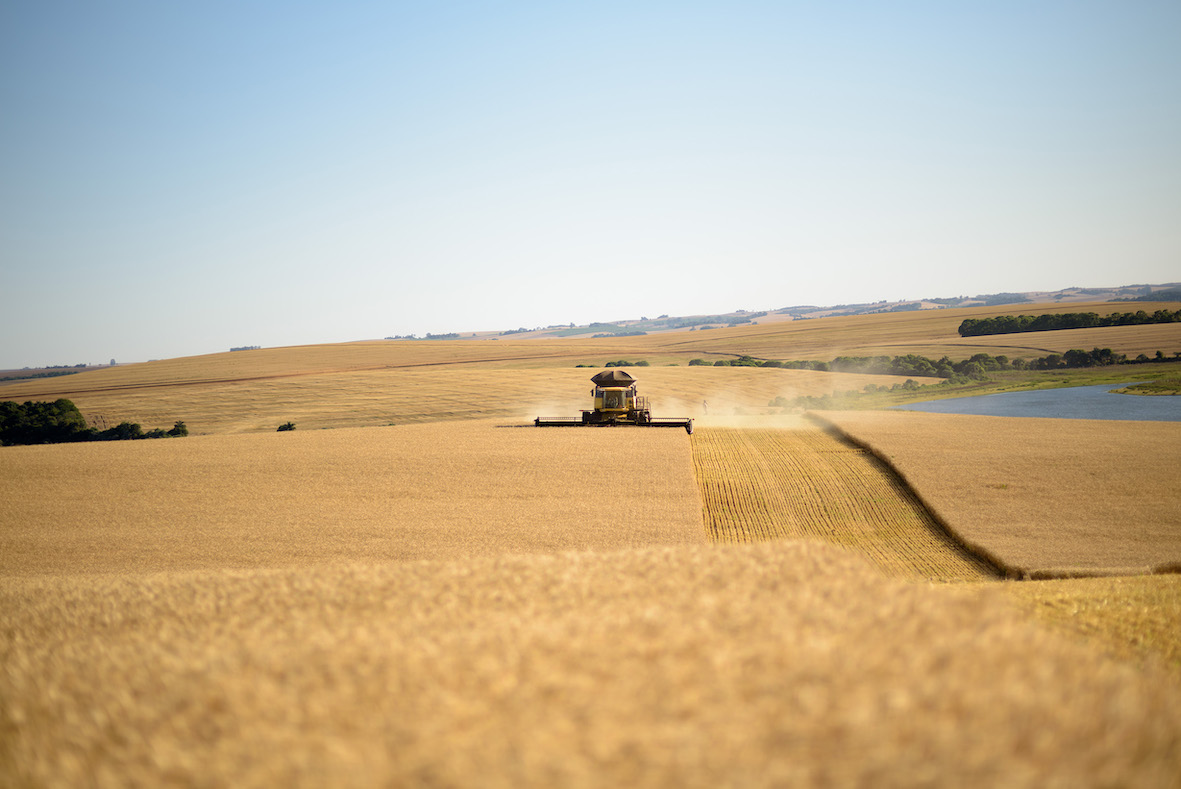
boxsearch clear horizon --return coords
[3,2,1179,369]
[4,279,1177,369]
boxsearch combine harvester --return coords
[535,369,694,434]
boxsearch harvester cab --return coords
[535,370,693,434]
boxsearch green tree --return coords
[0,399,88,445]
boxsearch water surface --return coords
[891,382,1181,422]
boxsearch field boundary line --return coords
[805,412,1016,580]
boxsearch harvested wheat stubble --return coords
[3,542,1179,788]
[814,410,1181,578]
[0,421,703,576]
[691,424,996,581]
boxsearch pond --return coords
[891,382,1181,422]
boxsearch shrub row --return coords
[698,348,1180,381]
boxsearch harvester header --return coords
[535,370,693,434]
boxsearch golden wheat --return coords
[0,421,703,576]
[690,423,996,581]
[3,364,919,435]
[5,306,1181,786]
[814,410,1181,577]
[4,542,1180,788]
[998,573,1181,671]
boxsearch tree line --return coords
[0,399,188,446]
[693,347,1179,381]
[958,309,1181,337]
[0,369,82,383]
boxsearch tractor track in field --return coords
[690,423,999,582]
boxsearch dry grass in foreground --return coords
[813,410,1181,578]
[0,421,703,576]
[4,542,1180,788]
[999,573,1181,672]
[691,422,996,582]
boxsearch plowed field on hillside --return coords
[690,423,996,581]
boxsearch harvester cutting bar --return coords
[532,416,693,434]
[646,418,694,433]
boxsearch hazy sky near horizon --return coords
[2,2,1178,368]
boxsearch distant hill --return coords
[0,363,117,383]
[469,282,1181,341]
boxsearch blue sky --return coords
[2,1,1178,368]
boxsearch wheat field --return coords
[0,421,703,576]
[5,305,1181,785]
[5,542,1180,788]
[2,362,916,435]
[688,413,1181,672]
[5,414,1181,785]
[690,422,996,581]
[1001,573,1181,670]
[813,410,1181,577]
[5,299,1179,436]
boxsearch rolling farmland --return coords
[626,300,1181,362]
[689,410,1181,673]
[4,299,1179,435]
[4,301,1181,785]
[814,410,1181,577]
[1,360,916,435]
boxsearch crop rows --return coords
[815,410,1181,578]
[691,426,996,581]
